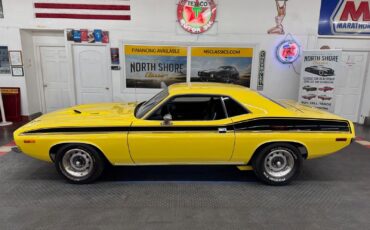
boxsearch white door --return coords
[73,45,112,104]
[39,46,72,113]
[334,52,369,122]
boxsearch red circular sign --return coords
[276,40,300,64]
[177,0,217,34]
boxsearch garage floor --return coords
[1,123,370,229]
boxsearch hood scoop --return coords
[73,109,82,114]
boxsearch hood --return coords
[16,102,137,133]
[278,100,345,120]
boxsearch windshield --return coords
[135,89,169,118]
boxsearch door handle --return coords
[218,128,227,133]
[105,87,110,90]
[43,84,48,88]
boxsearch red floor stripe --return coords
[355,136,364,141]
[5,141,15,146]
[0,152,8,156]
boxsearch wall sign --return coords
[298,50,342,112]
[276,40,300,64]
[110,48,120,65]
[191,47,253,87]
[319,0,370,35]
[124,45,187,88]
[0,0,4,18]
[177,0,217,34]
[0,46,10,74]
[257,50,266,91]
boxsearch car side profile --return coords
[318,95,332,100]
[302,94,316,100]
[14,83,354,185]
[302,85,317,92]
[319,86,334,92]
[198,66,240,83]
[305,65,335,76]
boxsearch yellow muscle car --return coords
[13,83,355,185]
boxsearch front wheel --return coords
[55,144,105,184]
[252,143,302,186]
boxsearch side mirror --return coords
[161,114,173,126]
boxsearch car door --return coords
[128,95,235,164]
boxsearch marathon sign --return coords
[319,0,370,35]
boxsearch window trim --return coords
[143,93,250,121]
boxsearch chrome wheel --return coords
[264,149,295,178]
[62,148,94,178]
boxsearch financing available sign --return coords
[125,45,187,89]
[298,50,342,112]
[319,0,370,35]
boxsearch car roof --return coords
[167,83,288,115]
[169,82,251,95]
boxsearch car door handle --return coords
[218,128,227,133]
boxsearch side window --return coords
[148,95,227,121]
[223,97,248,117]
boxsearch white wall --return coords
[0,0,368,117]
[0,27,29,115]
[20,30,41,115]
[317,38,370,123]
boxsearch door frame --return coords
[34,43,74,113]
[70,43,112,104]
[340,49,370,123]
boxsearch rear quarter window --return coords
[223,97,249,117]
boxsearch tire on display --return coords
[55,144,105,184]
[252,143,303,186]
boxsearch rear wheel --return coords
[252,143,302,186]
[55,144,105,184]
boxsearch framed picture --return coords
[110,48,120,65]
[0,46,10,74]
[11,66,24,77]
[0,0,4,19]
[9,51,23,66]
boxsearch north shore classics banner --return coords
[125,45,187,88]
[191,47,253,87]
[298,50,342,112]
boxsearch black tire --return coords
[252,143,303,186]
[55,144,105,184]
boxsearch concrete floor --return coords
[1,122,370,229]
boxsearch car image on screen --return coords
[198,66,240,83]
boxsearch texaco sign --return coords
[177,0,217,34]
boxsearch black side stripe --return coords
[22,118,351,134]
[233,119,350,132]
[23,126,231,134]
[24,127,130,134]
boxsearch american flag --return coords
[34,0,131,20]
